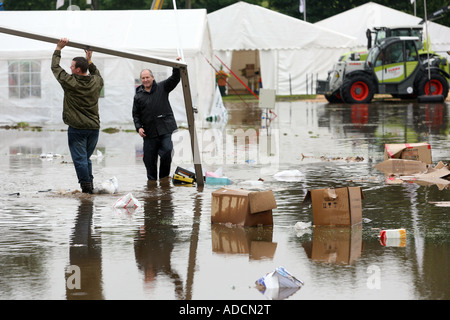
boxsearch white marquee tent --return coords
[207,1,357,95]
[0,9,215,126]
[315,2,450,59]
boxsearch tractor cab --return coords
[367,37,421,87]
[369,26,424,49]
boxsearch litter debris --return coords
[303,187,364,226]
[93,176,118,194]
[113,193,141,209]
[255,266,303,300]
[273,169,303,181]
[39,152,63,160]
[384,142,432,164]
[239,180,264,186]
[211,187,276,227]
[90,149,103,160]
[294,221,311,230]
[294,221,312,237]
[205,176,231,185]
[203,167,232,185]
[301,153,364,162]
[379,228,406,247]
[429,201,450,207]
[172,166,196,185]
[375,160,450,189]
[374,158,428,176]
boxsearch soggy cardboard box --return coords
[375,160,450,189]
[384,143,432,164]
[211,187,277,227]
[303,187,363,226]
[374,158,428,176]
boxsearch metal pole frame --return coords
[0,26,204,186]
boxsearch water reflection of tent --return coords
[208,2,357,95]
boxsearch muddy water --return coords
[0,100,449,300]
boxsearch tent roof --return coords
[207,1,356,51]
[0,9,209,55]
[315,2,450,47]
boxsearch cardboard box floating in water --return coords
[211,187,277,227]
[303,187,364,226]
[384,143,432,164]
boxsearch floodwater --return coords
[0,100,449,301]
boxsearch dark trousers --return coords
[143,133,173,180]
[68,126,99,184]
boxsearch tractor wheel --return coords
[324,91,343,103]
[340,74,375,104]
[417,73,449,100]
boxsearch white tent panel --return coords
[208,2,357,95]
[315,2,450,56]
[0,9,215,126]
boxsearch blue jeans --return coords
[68,127,99,184]
[143,133,173,180]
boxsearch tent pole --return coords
[0,26,204,186]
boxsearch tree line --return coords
[2,0,449,27]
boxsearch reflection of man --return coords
[134,183,183,298]
[66,199,103,299]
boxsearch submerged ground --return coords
[0,99,449,300]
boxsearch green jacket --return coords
[51,50,104,130]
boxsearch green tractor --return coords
[340,25,434,63]
[317,36,449,104]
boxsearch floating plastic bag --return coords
[113,193,141,209]
[256,266,303,300]
[256,266,303,289]
[95,176,118,194]
[273,170,303,181]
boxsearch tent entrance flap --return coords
[229,50,261,96]
[0,25,204,186]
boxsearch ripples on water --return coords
[0,101,449,300]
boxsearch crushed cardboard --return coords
[384,143,432,164]
[375,159,450,189]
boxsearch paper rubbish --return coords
[255,266,303,300]
[113,193,141,209]
[256,266,303,289]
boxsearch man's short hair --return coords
[73,57,89,73]
[140,69,154,78]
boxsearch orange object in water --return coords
[379,229,406,247]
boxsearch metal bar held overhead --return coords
[0,25,204,186]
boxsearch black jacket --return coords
[132,68,180,138]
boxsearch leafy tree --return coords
[1,0,448,27]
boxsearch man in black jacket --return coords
[132,58,181,182]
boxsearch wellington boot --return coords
[80,182,93,194]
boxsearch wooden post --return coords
[0,26,204,186]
